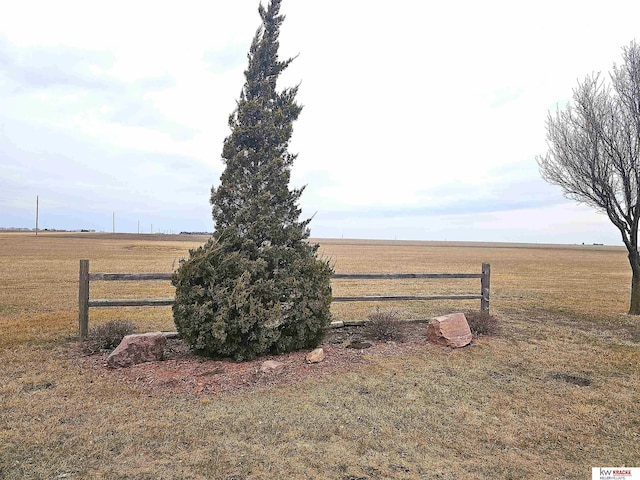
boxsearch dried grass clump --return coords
[363,308,406,342]
[83,320,137,355]
[465,310,500,336]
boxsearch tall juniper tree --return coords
[172,0,333,360]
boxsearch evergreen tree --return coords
[172,0,333,360]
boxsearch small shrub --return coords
[465,311,500,336]
[83,320,137,355]
[363,308,406,342]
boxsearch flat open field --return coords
[1,232,638,479]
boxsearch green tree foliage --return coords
[172,0,333,360]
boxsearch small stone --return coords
[106,332,167,368]
[426,313,472,348]
[260,360,284,373]
[306,348,325,363]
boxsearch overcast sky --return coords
[1,1,639,244]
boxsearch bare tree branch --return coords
[537,40,640,313]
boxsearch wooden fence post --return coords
[480,263,491,313]
[79,259,89,340]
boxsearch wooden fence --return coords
[78,259,490,339]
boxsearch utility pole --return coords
[137,220,140,234]
[112,212,115,234]
[35,195,39,236]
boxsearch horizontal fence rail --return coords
[332,273,483,279]
[78,259,490,339]
[332,294,482,302]
[89,272,173,281]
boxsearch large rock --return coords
[260,360,285,374]
[106,332,167,368]
[306,348,325,364]
[426,313,472,348]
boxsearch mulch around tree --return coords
[75,322,446,396]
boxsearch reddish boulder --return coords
[306,348,325,364]
[427,313,472,348]
[106,332,167,368]
[260,360,285,374]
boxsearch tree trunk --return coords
[628,251,640,315]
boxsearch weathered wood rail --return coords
[78,259,490,339]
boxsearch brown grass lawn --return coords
[0,232,638,479]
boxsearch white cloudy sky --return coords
[1,0,639,244]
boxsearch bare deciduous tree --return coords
[537,40,640,314]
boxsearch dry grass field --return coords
[1,232,638,479]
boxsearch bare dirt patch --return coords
[76,322,437,396]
